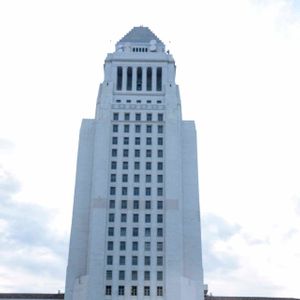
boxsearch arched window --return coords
[117,67,123,90]
[136,67,142,91]
[156,67,162,91]
[127,67,132,91]
[146,67,152,91]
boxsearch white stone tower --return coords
[65,26,204,300]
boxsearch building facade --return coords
[64,27,204,300]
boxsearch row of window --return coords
[106,270,163,281]
[109,186,163,196]
[115,99,162,104]
[113,112,163,121]
[111,173,163,183]
[106,255,163,266]
[109,200,163,210]
[112,124,163,133]
[116,66,162,92]
[105,285,163,296]
[112,136,163,146]
[111,148,163,158]
[111,161,163,170]
[108,215,163,228]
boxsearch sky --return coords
[0,0,300,297]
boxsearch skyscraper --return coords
[65,26,204,300]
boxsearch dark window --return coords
[146,113,152,121]
[133,200,139,209]
[108,227,114,236]
[110,187,116,195]
[158,113,164,121]
[120,227,126,236]
[118,286,125,295]
[111,149,117,157]
[157,214,163,223]
[131,286,137,296]
[121,200,127,209]
[132,256,138,265]
[157,149,163,157]
[146,125,152,133]
[109,200,115,209]
[144,271,150,280]
[144,241,151,251]
[146,149,152,157]
[136,67,142,91]
[157,174,163,183]
[132,241,138,251]
[119,270,125,280]
[124,124,129,132]
[122,174,128,182]
[113,113,119,120]
[110,174,116,182]
[157,201,163,210]
[157,162,163,170]
[157,286,163,296]
[109,213,115,222]
[111,161,117,169]
[158,137,163,145]
[157,256,163,266]
[135,137,140,145]
[121,213,127,222]
[124,113,130,120]
[123,137,129,145]
[157,187,163,196]
[105,286,112,296]
[135,149,140,157]
[134,161,140,170]
[144,256,151,266]
[107,241,113,250]
[146,67,152,91]
[135,113,141,121]
[158,125,163,133]
[134,187,139,196]
[119,255,126,264]
[135,124,141,133]
[145,214,151,223]
[146,174,151,182]
[146,162,152,170]
[156,67,162,91]
[146,137,152,145]
[117,67,122,90]
[144,286,150,296]
[157,242,163,251]
[131,270,138,280]
[145,187,151,196]
[132,227,139,237]
[145,200,151,209]
[123,149,129,157]
[112,137,118,144]
[120,242,126,251]
[133,213,139,223]
[134,174,140,182]
[157,228,163,237]
[122,187,128,196]
[107,255,113,265]
[145,227,151,236]
[123,161,128,169]
[113,124,118,132]
[127,67,132,90]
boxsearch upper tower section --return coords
[116,26,165,53]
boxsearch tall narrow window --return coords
[136,67,142,91]
[117,67,123,90]
[146,67,152,91]
[156,67,162,91]
[127,67,132,90]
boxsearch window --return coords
[112,136,118,144]
[144,256,151,266]
[156,67,162,91]
[133,200,139,209]
[110,187,116,195]
[158,125,163,133]
[136,67,142,91]
[127,67,132,91]
[146,125,152,133]
[145,187,151,196]
[157,228,163,237]
[119,256,126,265]
[132,227,139,237]
[121,213,127,222]
[105,285,112,296]
[134,174,140,182]
[135,137,140,145]
[117,66,122,90]
[134,149,140,157]
[146,162,151,170]
[157,286,163,296]
[113,113,119,121]
[157,256,163,266]
[157,149,163,157]
[145,200,151,209]
[157,214,163,223]
[157,137,163,145]
[108,227,114,236]
[120,227,126,236]
[106,270,112,280]
[133,213,139,223]
[146,67,152,91]
[157,175,163,183]
[133,187,139,196]
[157,187,163,196]
[157,162,163,170]
[107,241,113,250]
[146,174,151,182]
[144,286,150,296]
[110,174,116,182]
[131,286,137,296]
[118,286,125,296]
[132,256,138,265]
[157,201,163,210]
[122,174,128,182]
[123,149,129,157]
[158,113,164,121]
[134,161,140,170]
[119,270,125,280]
[107,255,113,265]
[108,213,115,222]
[132,241,138,251]
[135,113,141,121]
[146,113,152,121]
[131,270,138,281]
[123,137,129,145]
[120,242,126,251]
[157,242,163,251]
[121,200,127,209]
[111,149,117,157]
[144,271,150,280]
[111,161,117,169]
[124,113,130,120]
[146,137,152,145]
[123,161,128,170]
[113,124,118,132]
[145,227,151,236]
[122,187,128,196]
[109,200,115,209]
[146,149,152,157]
[145,214,151,223]
[157,271,163,281]
[135,124,141,133]
[144,241,151,251]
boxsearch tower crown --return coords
[115,26,165,53]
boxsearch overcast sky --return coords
[0,0,300,297]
